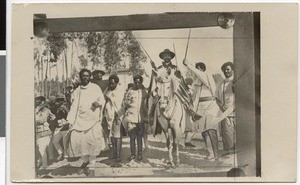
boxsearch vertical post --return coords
[233,12,259,176]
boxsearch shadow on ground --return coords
[38,136,235,177]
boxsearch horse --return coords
[154,76,186,168]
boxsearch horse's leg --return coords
[143,133,149,151]
[166,128,175,168]
[171,127,180,167]
[173,102,185,167]
[174,140,180,167]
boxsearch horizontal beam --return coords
[34,12,221,33]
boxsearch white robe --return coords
[104,85,125,138]
[185,62,220,132]
[214,77,235,150]
[67,82,105,131]
[66,82,106,157]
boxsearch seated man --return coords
[35,95,54,169]
[48,94,70,161]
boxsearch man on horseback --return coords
[148,49,201,124]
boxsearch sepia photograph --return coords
[33,11,259,178]
[9,3,297,183]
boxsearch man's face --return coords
[134,78,142,89]
[196,66,204,72]
[93,73,103,80]
[223,65,234,78]
[109,79,117,90]
[80,71,91,86]
[35,99,43,107]
[55,99,64,106]
[162,53,172,63]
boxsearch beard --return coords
[81,79,89,86]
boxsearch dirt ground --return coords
[38,133,237,178]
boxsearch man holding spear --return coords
[138,39,201,126]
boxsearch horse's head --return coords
[156,76,175,111]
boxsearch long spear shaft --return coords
[137,41,155,105]
[173,43,178,67]
[184,28,192,60]
[137,40,157,71]
[137,40,153,62]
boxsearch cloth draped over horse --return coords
[148,72,187,167]
[148,63,196,137]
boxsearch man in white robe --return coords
[103,74,125,165]
[215,62,235,152]
[184,59,220,161]
[65,68,106,174]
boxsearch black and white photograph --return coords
[9,3,297,183]
[33,11,259,178]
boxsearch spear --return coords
[183,28,192,62]
[173,43,178,67]
[137,40,157,70]
[137,41,156,107]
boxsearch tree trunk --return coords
[56,64,60,94]
[71,41,74,78]
[85,50,88,68]
[44,57,49,98]
[36,54,41,93]
[62,54,65,87]
[64,49,69,86]
[41,56,44,96]
[49,63,52,96]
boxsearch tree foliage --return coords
[34,30,147,96]
[46,33,67,63]
[124,31,147,76]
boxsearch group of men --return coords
[35,48,236,174]
[35,93,70,169]
[148,48,235,161]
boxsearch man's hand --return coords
[183,59,188,66]
[115,119,121,126]
[150,60,157,70]
[91,101,100,111]
[215,98,226,112]
[174,70,182,78]
[48,113,56,121]
[57,119,63,127]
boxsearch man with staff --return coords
[183,59,220,161]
